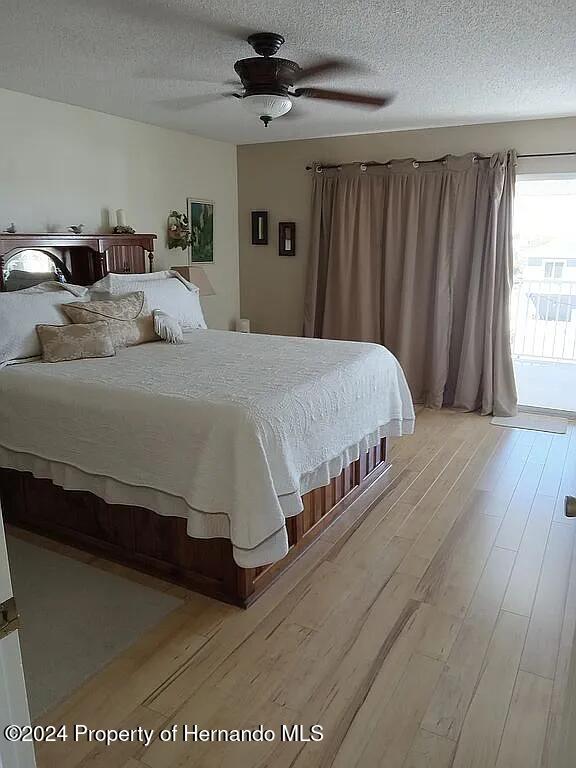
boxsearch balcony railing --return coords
[511,279,576,362]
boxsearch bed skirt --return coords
[0,438,390,607]
[0,422,400,568]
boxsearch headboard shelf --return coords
[0,233,157,290]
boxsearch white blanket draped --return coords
[0,330,415,566]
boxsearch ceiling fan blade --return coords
[155,92,240,111]
[136,69,240,86]
[295,57,361,83]
[293,88,392,108]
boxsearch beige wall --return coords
[0,88,239,330]
[238,117,576,336]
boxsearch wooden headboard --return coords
[0,233,157,291]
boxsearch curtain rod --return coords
[306,151,576,172]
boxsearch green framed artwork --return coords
[187,198,214,263]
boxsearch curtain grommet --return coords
[412,161,420,168]
[360,163,367,172]
[472,155,479,164]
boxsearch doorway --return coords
[512,176,576,414]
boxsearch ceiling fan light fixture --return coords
[241,93,292,126]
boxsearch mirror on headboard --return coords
[2,249,72,291]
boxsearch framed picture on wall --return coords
[279,222,296,257]
[187,198,214,263]
[251,211,268,245]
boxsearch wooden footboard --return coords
[0,438,389,607]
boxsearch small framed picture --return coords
[251,211,268,245]
[187,198,214,263]
[279,222,296,257]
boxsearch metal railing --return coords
[511,279,576,362]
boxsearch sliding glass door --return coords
[512,176,576,414]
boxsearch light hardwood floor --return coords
[21,409,576,768]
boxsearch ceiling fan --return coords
[210,32,392,127]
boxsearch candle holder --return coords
[251,211,268,245]
[278,222,296,257]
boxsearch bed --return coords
[0,330,413,605]
[0,244,414,605]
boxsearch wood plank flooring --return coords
[18,409,576,768]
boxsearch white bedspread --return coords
[0,330,414,566]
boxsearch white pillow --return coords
[0,290,83,367]
[92,270,176,289]
[20,281,89,297]
[91,274,207,330]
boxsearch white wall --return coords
[238,117,576,336]
[0,88,239,330]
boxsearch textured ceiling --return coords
[1,0,575,145]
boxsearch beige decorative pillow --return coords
[62,291,158,348]
[36,321,116,363]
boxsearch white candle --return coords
[116,209,127,227]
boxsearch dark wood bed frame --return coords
[0,233,391,607]
[0,232,156,290]
[0,440,389,607]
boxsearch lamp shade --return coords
[241,94,292,121]
[171,265,215,296]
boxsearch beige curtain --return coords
[304,152,518,417]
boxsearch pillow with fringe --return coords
[153,309,183,344]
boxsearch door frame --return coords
[0,504,36,768]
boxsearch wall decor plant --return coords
[167,210,191,250]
